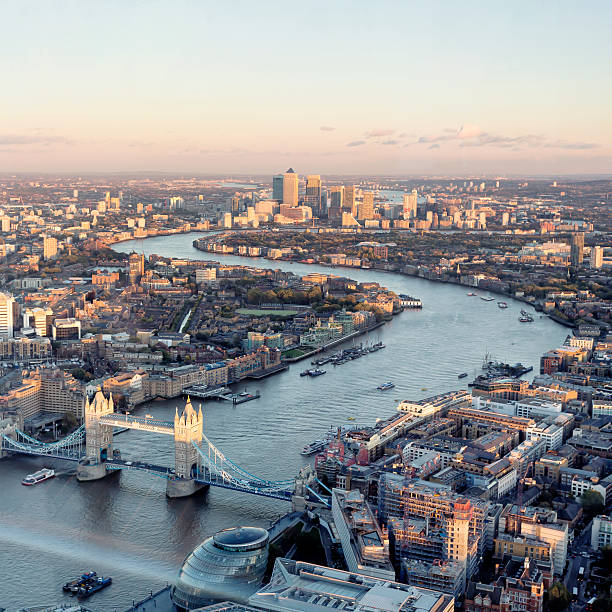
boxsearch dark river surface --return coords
[0,232,566,610]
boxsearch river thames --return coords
[0,232,567,610]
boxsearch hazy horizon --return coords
[2,0,611,175]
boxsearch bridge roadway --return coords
[105,457,175,477]
[99,414,174,435]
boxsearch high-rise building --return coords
[0,216,11,232]
[330,186,344,209]
[359,191,374,220]
[0,292,16,338]
[272,174,284,202]
[304,175,322,216]
[591,245,604,269]
[282,168,298,207]
[23,307,53,337]
[128,252,145,285]
[403,189,418,218]
[43,236,58,260]
[570,232,584,268]
[344,185,357,216]
[381,475,488,587]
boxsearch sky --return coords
[1,0,611,176]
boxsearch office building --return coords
[570,232,584,268]
[397,390,471,419]
[0,367,85,430]
[304,175,322,216]
[359,191,374,220]
[23,307,53,337]
[171,526,270,608]
[403,189,418,218]
[591,245,604,269]
[330,185,344,209]
[128,252,145,285]
[344,185,357,216]
[272,174,284,201]
[51,318,81,340]
[0,292,16,338]
[591,515,612,550]
[282,168,298,207]
[43,235,58,260]
[248,559,455,612]
[402,559,465,598]
[331,488,395,580]
[380,475,488,583]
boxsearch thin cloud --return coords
[319,126,335,132]
[365,129,395,139]
[346,140,366,147]
[416,125,600,151]
[428,144,440,149]
[0,133,74,146]
[381,140,399,146]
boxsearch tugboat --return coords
[22,468,55,486]
[308,369,326,377]
[63,571,97,592]
[377,381,395,391]
[77,575,112,598]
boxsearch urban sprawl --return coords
[1,171,611,612]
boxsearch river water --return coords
[0,232,566,610]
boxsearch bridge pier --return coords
[76,458,109,481]
[166,478,208,498]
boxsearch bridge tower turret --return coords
[77,389,114,481]
[167,397,206,498]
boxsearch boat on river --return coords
[377,381,395,391]
[498,301,508,309]
[22,468,55,486]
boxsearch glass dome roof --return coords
[213,526,269,552]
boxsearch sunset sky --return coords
[2,0,611,175]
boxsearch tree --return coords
[580,490,604,517]
[546,581,570,612]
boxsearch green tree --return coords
[580,490,604,517]
[546,581,570,612]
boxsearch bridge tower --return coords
[77,389,114,481]
[167,397,206,498]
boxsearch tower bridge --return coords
[0,390,323,509]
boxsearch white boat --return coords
[22,468,55,486]
[377,381,395,391]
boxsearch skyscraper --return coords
[344,185,357,216]
[330,186,344,209]
[570,232,584,268]
[272,174,284,202]
[129,252,145,285]
[304,175,322,216]
[0,292,15,338]
[591,246,603,269]
[282,168,298,207]
[43,236,58,260]
[359,191,374,220]
[403,189,418,219]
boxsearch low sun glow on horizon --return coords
[2,0,611,175]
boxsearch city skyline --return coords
[2,0,611,175]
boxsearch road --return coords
[565,518,594,612]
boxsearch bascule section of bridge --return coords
[77,390,322,505]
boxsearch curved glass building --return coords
[171,526,269,610]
